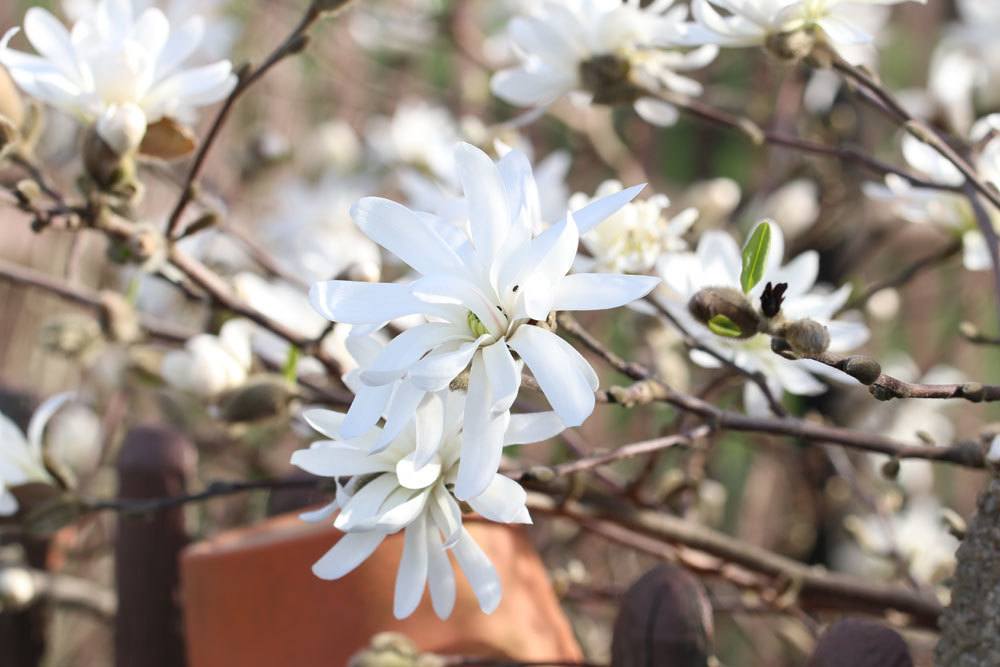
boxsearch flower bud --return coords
[842,356,882,385]
[40,314,103,359]
[96,103,147,156]
[688,286,761,338]
[83,123,136,191]
[774,318,830,356]
[218,375,294,422]
[99,291,142,344]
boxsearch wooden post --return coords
[610,564,714,667]
[115,425,195,667]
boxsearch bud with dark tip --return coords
[688,286,761,339]
[774,318,830,356]
[760,281,788,318]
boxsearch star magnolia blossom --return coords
[491,0,718,126]
[0,0,236,154]
[864,115,1000,272]
[570,179,697,274]
[310,142,660,499]
[655,222,869,414]
[682,0,923,60]
[291,391,563,619]
[0,394,73,515]
[161,318,252,398]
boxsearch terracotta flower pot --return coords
[181,512,582,666]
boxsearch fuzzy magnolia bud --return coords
[688,286,761,338]
[775,318,830,356]
[83,123,136,190]
[218,375,294,422]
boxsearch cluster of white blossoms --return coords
[0,0,235,155]
[295,142,660,618]
[679,0,925,61]
[491,0,719,126]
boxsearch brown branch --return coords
[527,491,943,629]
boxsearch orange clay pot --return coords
[181,512,582,666]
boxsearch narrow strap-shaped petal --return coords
[467,474,530,524]
[425,524,457,619]
[453,528,502,614]
[351,197,465,276]
[504,411,565,446]
[507,325,597,427]
[311,531,386,580]
[481,340,521,415]
[310,281,427,325]
[552,273,660,312]
[394,515,430,619]
[455,355,510,500]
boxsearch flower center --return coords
[467,310,490,338]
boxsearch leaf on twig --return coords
[740,220,772,294]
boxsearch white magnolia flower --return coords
[570,179,697,274]
[0,394,73,515]
[839,497,959,585]
[491,0,718,126]
[655,222,870,413]
[0,0,236,154]
[310,143,659,499]
[161,318,252,398]
[864,115,1000,272]
[291,391,562,619]
[258,174,382,284]
[682,0,922,61]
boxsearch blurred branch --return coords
[164,1,336,238]
[843,237,963,312]
[527,491,943,629]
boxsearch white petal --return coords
[468,474,530,524]
[299,500,340,524]
[302,409,347,439]
[504,412,565,445]
[340,383,393,439]
[395,454,442,490]
[312,531,386,580]
[456,142,511,268]
[372,382,426,452]
[26,392,74,457]
[0,489,19,516]
[291,442,393,478]
[570,183,645,235]
[507,325,597,427]
[455,354,510,500]
[394,515,429,619]
[413,393,445,467]
[426,526,457,619]
[453,528,502,614]
[482,341,521,415]
[519,211,579,320]
[334,473,398,531]
[351,197,465,276]
[634,97,680,126]
[429,484,463,548]
[553,273,660,312]
[309,281,426,324]
[407,338,487,392]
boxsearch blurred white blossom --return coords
[491,0,717,126]
[682,0,920,61]
[571,179,697,273]
[161,319,252,398]
[0,394,73,515]
[1,0,237,154]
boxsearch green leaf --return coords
[282,346,301,383]
[708,314,742,338]
[740,220,772,294]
